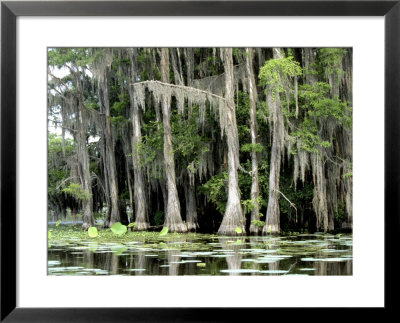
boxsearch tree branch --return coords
[131,80,233,109]
[274,188,298,222]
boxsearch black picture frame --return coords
[1,1,398,321]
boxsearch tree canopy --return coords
[48,47,352,235]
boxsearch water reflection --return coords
[48,233,353,276]
[219,237,242,276]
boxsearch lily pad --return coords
[259,270,288,274]
[220,269,259,274]
[48,260,61,266]
[88,227,98,238]
[111,222,127,235]
[320,257,352,262]
[159,227,169,236]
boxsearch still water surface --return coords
[48,233,352,276]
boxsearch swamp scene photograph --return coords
[48,47,353,276]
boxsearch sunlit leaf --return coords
[235,227,242,234]
[111,222,127,235]
[88,227,98,238]
[159,227,168,236]
[56,220,61,227]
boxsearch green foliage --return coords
[241,197,262,215]
[56,220,61,227]
[300,83,351,123]
[136,121,164,169]
[111,93,129,117]
[199,172,228,214]
[316,48,346,76]
[334,203,346,224]
[62,183,91,201]
[240,143,263,153]
[128,222,136,228]
[259,55,302,93]
[251,220,265,228]
[235,227,242,234]
[343,172,352,179]
[48,134,74,196]
[48,48,92,69]
[88,227,98,238]
[289,82,351,154]
[171,106,211,175]
[343,162,353,178]
[278,180,313,216]
[290,118,331,154]
[111,222,127,236]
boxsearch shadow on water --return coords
[48,233,352,276]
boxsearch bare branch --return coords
[131,80,232,109]
[274,188,298,222]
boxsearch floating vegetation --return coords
[48,227,352,276]
[220,269,259,274]
[259,270,289,274]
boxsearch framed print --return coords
[1,0,398,321]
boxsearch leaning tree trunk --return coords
[263,48,284,235]
[129,48,149,230]
[218,48,245,236]
[246,48,261,234]
[160,48,187,233]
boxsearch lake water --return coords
[48,233,352,276]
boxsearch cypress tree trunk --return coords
[185,177,199,231]
[160,48,187,233]
[129,49,149,230]
[263,48,284,235]
[218,48,245,236]
[246,48,261,234]
[77,104,94,230]
[100,73,121,226]
[73,71,94,230]
[101,140,112,227]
